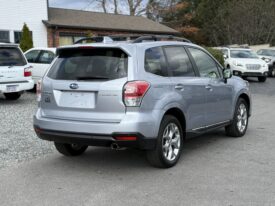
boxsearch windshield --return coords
[0,47,27,66]
[230,50,258,59]
[260,49,275,57]
[47,48,128,81]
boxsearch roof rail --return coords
[132,35,191,43]
[74,36,113,44]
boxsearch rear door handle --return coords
[175,84,184,91]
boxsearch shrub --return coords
[204,47,224,66]
[19,23,33,52]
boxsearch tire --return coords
[146,115,184,168]
[4,92,21,100]
[225,98,249,137]
[54,142,88,156]
[258,76,266,82]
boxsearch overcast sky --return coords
[49,0,100,11]
[49,0,148,14]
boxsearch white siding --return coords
[0,0,48,47]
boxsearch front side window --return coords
[144,47,167,76]
[188,47,221,79]
[37,51,55,64]
[258,49,275,57]
[25,50,41,63]
[0,47,26,66]
[47,48,128,80]
[164,46,195,77]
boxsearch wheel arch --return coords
[163,107,186,139]
[238,93,251,116]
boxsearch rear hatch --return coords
[41,46,129,123]
[0,46,28,83]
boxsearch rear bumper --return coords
[0,80,34,93]
[33,108,164,150]
[34,126,156,150]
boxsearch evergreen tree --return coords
[19,23,33,52]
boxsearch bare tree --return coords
[113,0,118,14]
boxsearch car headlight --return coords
[262,64,268,68]
[262,57,271,63]
[233,60,243,67]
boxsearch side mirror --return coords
[223,54,228,59]
[223,68,232,83]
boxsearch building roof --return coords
[43,8,178,35]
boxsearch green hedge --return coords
[204,47,224,66]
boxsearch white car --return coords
[218,47,269,82]
[0,43,34,100]
[25,48,56,86]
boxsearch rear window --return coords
[47,48,128,81]
[0,47,26,66]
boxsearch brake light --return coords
[24,66,32,77]
[36,80,42,102]
[123,81,150,107]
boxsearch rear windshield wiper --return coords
[76,76,110,80]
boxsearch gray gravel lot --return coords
[0,77,275,205]
[0,92,54,169]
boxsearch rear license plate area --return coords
[6,85,18,92]
[58,91,95,109]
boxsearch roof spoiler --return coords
[74,36,113,44]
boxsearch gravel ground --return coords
[0,92,54,169]
[0,77,274,170]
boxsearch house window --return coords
[14,31,33,44]
[59,33,86,46]
[0,31,10,43]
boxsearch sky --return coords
[49,0,101,11]
[49,0,148,15]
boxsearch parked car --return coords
[25,48,56,87]
[33,36,251,168]
[256,48,275,77]
[0,43,34,100]
[218,47,269,82]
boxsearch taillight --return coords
[123,81,150,107]
[36,80,42,102]
[24,66,32,77]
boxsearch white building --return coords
[0,0,178,47]
[0,0,48,47]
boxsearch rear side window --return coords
[164,46,195,77]
[47,48,128,80]
[144,47,168,76]
[37,51,55,64]
[0,47,26,66]
[25,50,41,63]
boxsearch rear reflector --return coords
[114,136,137,141]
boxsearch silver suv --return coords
[34,36,251,168]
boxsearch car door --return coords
[163,46,207,130]
[187,47,233,126]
